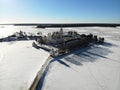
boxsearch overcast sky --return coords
[0,0,120,24]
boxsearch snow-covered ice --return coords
[38,27,120,90]
[0,26,120,90]
[0,41,49,90]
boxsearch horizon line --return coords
[0,22,120,25]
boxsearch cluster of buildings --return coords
[33,28,104,57]
[0,31,39,42]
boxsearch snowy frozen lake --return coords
[0,41,49,90]
[0,25,50,90]
[37,27,120,90]
[0,26,120,90]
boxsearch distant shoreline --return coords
[0,23,120,28]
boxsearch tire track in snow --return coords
[29,55,52,90]
[86,63,107,90]
[0,52,3,64]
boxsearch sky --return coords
[0,0,120,24]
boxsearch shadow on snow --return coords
[36,41,118,90]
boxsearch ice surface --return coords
[39,27,120,90]
[0,41,49,90]
[0,26,120,90]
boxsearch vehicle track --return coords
[29,55,52,90]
